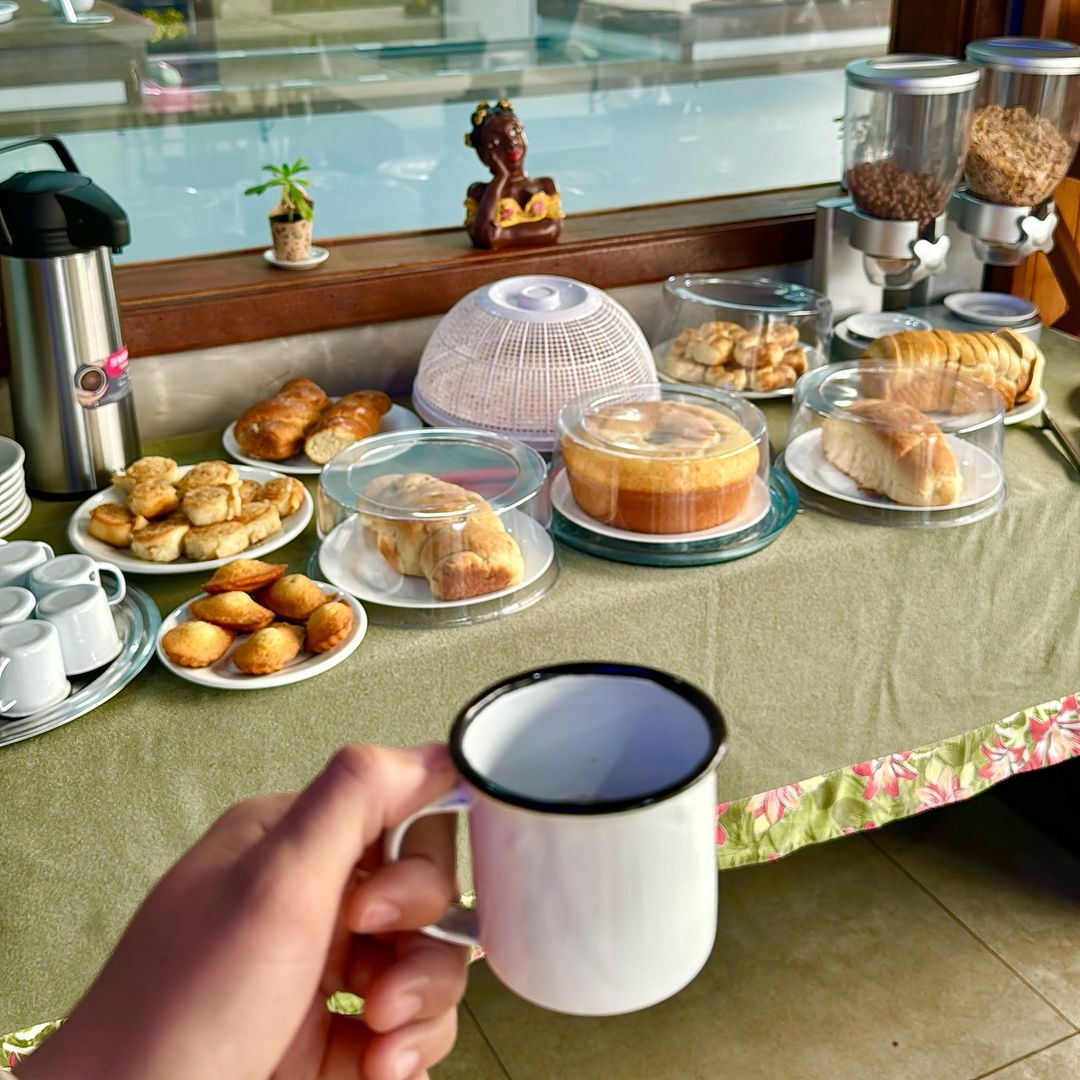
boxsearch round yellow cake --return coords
[561,400,760,534]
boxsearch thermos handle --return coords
[0,135,81,250]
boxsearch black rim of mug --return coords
[449,661,727,816]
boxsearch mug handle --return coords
[0,655,15,713]
[36,542,54,561]
[95,561,126,605]
[383,785,479,948]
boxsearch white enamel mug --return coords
[0,620,71,718]
[0,586,36,626]
[29,553,126,605]
[386,662,728,1016]
[35,584,123,676]
[0,540,53,589]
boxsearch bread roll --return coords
[304,392,392,465]
[233,381,328,461]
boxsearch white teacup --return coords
[29,553,126,605]
[0,620,71,718]
[0,586,36,626]
[35,584,123,676]
[386,662,728,1017]
[0,540,53,589]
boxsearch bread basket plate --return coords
[550,469,771,544]
[67,464,313,575]
[943,292,1038,327]
[223,404,424,475]
[156,585,367,690]
[784,429,1003,512]
[318,510,554,609]
[656,362,794,400]
[1003,388,1046,426]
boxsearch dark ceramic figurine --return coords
[464,99,564,250]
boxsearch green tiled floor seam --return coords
[867,836,1080,1033]
[463,1000,515,1080]
[969,1033,1079,1080]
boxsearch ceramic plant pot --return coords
[269,199,313,262]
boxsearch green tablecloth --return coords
[1,334,1079,1033]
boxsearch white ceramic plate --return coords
[263,246,330,270]
[657,367,794,400]
[0,496,32,540]
[943,292,1038,327]
[156,584,366,690]
[67,464,313,575]
[844,311,934,342]
[550,469,771,544]
[223,403,424,475]
[0,3,19,24]
[784,428,1004,512]
[1004,388,1047,427]
[0,436,25,480]
[319,510,554,609]
[0,472,25,500]
[0,483,27,519]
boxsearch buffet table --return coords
[1,331,1078,1036]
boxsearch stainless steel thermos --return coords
[0,135,140,496]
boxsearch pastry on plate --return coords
[111,456,179,492]
[561,399,760,533]
[183,520,249,562]
[255,573,332,621]
[418,515,524,601]
[190,590,276,632]
[305,600,355,653]
[182,483,242,526]
[131,517,191,563]
[161,620,235,668]
[127,479,179,520]
[304,391,392,465]
[88,503,147,548]
[820,398,961,507]
[203,559,287,594]
[259,476,306,518]
[177,460,240,497]
[232,381,328,461]
[239,479,262,504]
[232,622,305,675]
[236,500,282,545]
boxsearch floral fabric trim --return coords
[715,693,1080,870]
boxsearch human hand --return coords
[16,744,467,1080]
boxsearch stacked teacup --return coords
[0,542,126,718]
[0,437,29,539]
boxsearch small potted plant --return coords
[245,158,315,264]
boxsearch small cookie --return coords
[177,460,240,497]
[183,483,242,527]
[236,500,282,545]
[259,476,306,518]
[204,559,287,594]
[255,574,331,621]
[190,590,275,632]
[161,620,234,668]
[239,480,262,504]
[304,600,354,654]
[88,503,147,548]
[127,480,179,520]
[112,456,179,493]
[131,517,190,563]
[232,622,305,675]
[183,520,249,562]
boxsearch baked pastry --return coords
[111,456,179,492]
[279,378,330,410]
[177,461,239,497]
[88,504,147,548]
[233,382,327,461]
[127,480,179,520]
[419,515,525,601]
[259,476,306,518]
[183,521,250,561]
[561,400,760,533]
[161,620,235,668]
[239,480,262,504]
[190,590,276,632]
[304,391,393,464]
[204,559,287,594]
[665,321,807,393]
[232,623,305,675]
[182,483,242,526]
[236,500,282,545]
[131,517,190,563]
[821,399,961,507]
[255,574,331,621]
[305,600,355,653]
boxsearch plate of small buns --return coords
[69,456,313,574]
[223,378,423,475]
[156,559,367,689]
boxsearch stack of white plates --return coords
[0,438,31,539]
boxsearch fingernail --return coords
[358,900,401,933]
[394,992,423,1026]
[391,1048,420,1080]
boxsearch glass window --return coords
[0,0,889,262]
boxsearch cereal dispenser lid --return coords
[966,37,1080,74]
[476,275,603,323]
[845,54,981,94]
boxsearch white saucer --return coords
[784,428,1004,512]
[223,403,424,475]
[1004,388,1047,426]
[550,470,771,544]
[319,510,554,609]
[0,483,27,519]
[157,585,367,690]
[657,368,794,400]
[0,3,19,24]
[263,246,329,270]
[844,311,934,342]
[0,496,32,539]
[943,292,1038,327]
[67,464,313,575]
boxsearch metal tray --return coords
[0,586,160,748]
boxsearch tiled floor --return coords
[435,787,1080,1080]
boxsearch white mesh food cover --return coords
[413,276,657,450]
